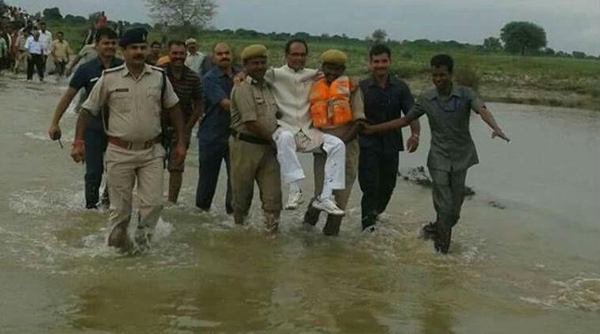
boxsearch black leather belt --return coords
[230,129,271,146]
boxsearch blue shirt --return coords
[197,66,239,146]
[359,76,414,152]
[70,57,124,129]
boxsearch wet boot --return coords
[107,219,133,253]
[434,224,452,254]
[98,187,110,208]
[264,211,279,235]
[419,222,438,240]
[322,215,342,236]
[134,226,152,254]
[303,200,321,227]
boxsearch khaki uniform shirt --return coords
[50,40,70,62]
[230,76,279,137]
[82,64,180,143]
[404,84,485,171]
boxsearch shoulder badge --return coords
[103,64,125,75]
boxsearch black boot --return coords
[434,224,452,254]
[322,215,342,236]
[303,200,321,226]
[419,222,438,240]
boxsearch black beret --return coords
[119,27,148,47]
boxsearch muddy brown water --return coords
[0,75,599,333]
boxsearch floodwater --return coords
[0,75,599,334]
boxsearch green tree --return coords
[42,7,62,21]
[371,29,387,43]
[482,37,502,52]
[572,51,586,59]
[500,21,547,55]
[145,0,217,28]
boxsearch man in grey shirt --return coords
[362,54,510,254]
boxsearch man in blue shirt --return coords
[48,27,122,209]
[196,42,236,214]
[358,44,421,232]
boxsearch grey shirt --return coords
[404,84,485,172]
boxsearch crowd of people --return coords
[37,23,510,256]
[0,6,114,80]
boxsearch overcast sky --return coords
[9,0,600,55]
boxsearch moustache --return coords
[219,58,231,62]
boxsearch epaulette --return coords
[103,64,125,75]
[150,65,164,72]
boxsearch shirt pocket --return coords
[110,91,132,113]
[147,87,162,105]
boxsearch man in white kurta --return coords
[265,39,345,216]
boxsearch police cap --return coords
[321,49,347,66]
[119,27,148,47]
[241,44,268,61]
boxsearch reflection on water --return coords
[1,76,599,333]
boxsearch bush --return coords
[454,66,480,91]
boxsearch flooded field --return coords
[0,75,598,333]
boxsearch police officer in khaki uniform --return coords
[303,50,366,236]
[229,44,282,233]
[71,28,187,253]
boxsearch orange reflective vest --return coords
[309,76,353,128]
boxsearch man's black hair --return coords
[369,43,391,59]
[168,40,185,48]
[430,54,454,73]
[284,38,308,55]
[95,26,117,42]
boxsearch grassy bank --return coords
[50,22,600,111]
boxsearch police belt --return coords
[230,129,271,146]
[108,136,162,150]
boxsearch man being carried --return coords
[363,54,510,253]
[303,50,366,235]
[266,39,346,216]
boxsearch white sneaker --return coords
[312,197,344,216]
[285,190,303,210]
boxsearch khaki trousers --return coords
[229,137,282,219]
[105,143,165,233]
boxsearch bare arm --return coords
[74,111,91,142]
[48,87,78,140]
[338,121,365,143]
[70,111,92,163]
[479,107,510,142]
[167,103,185,143]
[186,97,203,133]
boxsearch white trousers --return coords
[272,128,346,191]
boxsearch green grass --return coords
[48,21,600,109]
